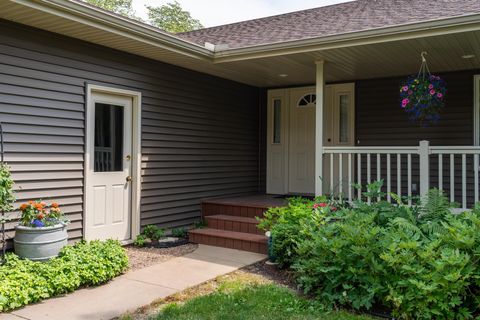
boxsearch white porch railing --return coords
[322,141,480,209]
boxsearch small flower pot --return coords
[14,224,68,262]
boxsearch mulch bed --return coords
[125,243,198,271]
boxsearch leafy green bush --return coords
[143,225,165,241]
[257,197,335,267]
[289,187,480,319]
[171,227,187,238]
[0,240,128,311]
[0,163,15,213]
[263,183,480,319]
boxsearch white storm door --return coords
[288,87,316,194]
[86,92,133,241]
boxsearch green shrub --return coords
[0,240,128,311]
[171,227,187,238]
[257,197,334,267]
[265,183,480,319]
[142,225,165,242]
[133,234,147,247]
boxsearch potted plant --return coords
[14,200,69,261]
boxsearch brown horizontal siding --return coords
[0,19,260,242]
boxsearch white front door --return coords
[85,92,133,241]
[288,88,316,194]
[266,84,355,195]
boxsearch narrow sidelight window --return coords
[273,99,281,144]
[94,103,124,172]
[339,94,349,143]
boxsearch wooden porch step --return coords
[205,215,264,235]
[202,195,286,218]
[189,228,267,254]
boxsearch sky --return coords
[132,0,352,27]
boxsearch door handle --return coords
[126,176,132,182]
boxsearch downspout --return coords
[257,88,262,193]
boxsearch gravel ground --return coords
[125,243,198,271]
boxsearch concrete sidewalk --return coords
[2,245,266,320]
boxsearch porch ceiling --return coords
[219,30,480,87]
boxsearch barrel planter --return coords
[14,224,68,262]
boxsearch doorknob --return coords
[126,155,131,161]
[126,176,132,182]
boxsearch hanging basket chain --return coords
[417,51,431,80]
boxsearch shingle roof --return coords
[178,0,480,49]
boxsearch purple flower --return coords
[408,90,413,95]
[437,93,443,98]
[32,219,45,227]
[428,84,434,89]
[430,89,435,95]
[402,86,409,92]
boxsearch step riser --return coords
[189,233,267,254]
[202,203,267,218]
[205,217,264,235]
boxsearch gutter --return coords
[12,0,214,60]
[213,13,480,62]
[8,0,480,64]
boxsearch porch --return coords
[261,34,480,209]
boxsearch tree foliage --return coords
[83,0,136,18]
[147,1,203,33]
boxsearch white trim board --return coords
[84,84,142,242]
[474,75,480,146]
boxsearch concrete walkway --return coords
[2,245,266,320]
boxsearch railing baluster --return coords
[475,154,479,204]
[348,153,352,203]
[357,154,362,200]
[377,154,381,201]
[367,153,371,204]
[450,154,455,203]
[387,153,391,202]
[330,153,334,198]
[462,154,467,209]
[339,153,343,201]
[407,154,412,206]
[397,154,401,199]
[438,154,443,191]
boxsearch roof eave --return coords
[212,13,480,63]
[11,0,214,59]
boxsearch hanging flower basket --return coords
[400,52,447,124]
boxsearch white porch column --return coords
[419,140,430,197]
[315,61,325,196]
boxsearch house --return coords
[0,0,479,253]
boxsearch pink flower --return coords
[428,84,434,89]
[402,98,409,108]
[437,93,443,98]
[319,203,327,207]
[331,206,337,212]
[408,90,413,95]
[430,89,435,95]
[313,203,320,209]
[402,86,409,92]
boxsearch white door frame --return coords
[84,84,142,243]
[266,83,355,195]
[474,75,480,146]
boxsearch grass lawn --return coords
[121,265,373,320]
